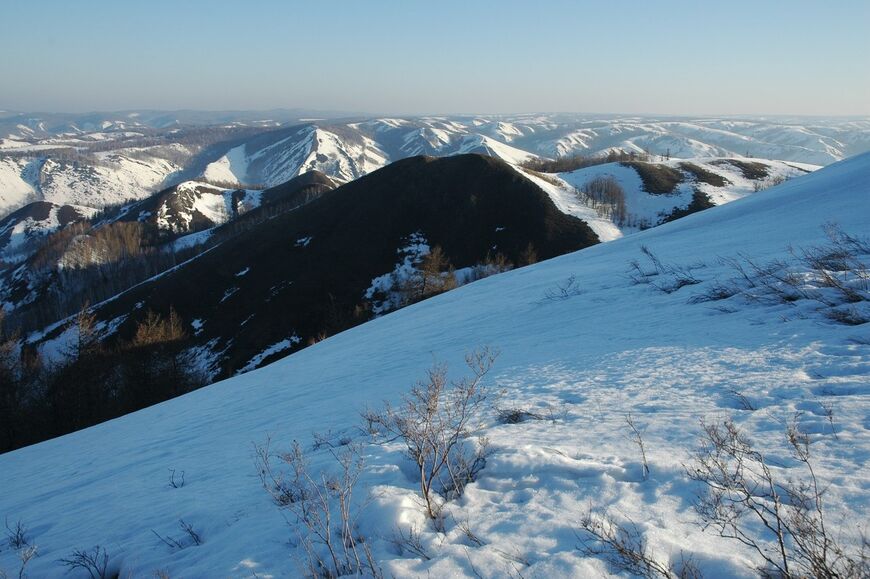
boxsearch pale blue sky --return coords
[2,0,868,116]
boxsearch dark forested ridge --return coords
[1,154,598,452]
[0,171,336,334]
[71,154,599,376]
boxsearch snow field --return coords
[0,154,868,577]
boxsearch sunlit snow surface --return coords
[1,154,869,577]
[0,150,182,217]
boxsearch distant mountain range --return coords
[1,113,867,218]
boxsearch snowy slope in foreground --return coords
[2,155,869,577]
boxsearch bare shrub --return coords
[543,274,583,301]
[650,267,702,294]
[151,529,184,551]
[795,227,870,305]
[456,519,485,547]
[8,544,37,579]
[688,281,740,304]
[254,436,304,507]
[691,226,869,323]
[58,546,111,579]
[688,418,869,578]
[495,407,546,424]
[753,174,789,192]
[4,519,28,551]
[151,519,203,551]
[390,525,431,560]
[577,510,690,578]
[725,388,756,412]
[628,246,702,293]
[625,413,650,481]
[820,400,837,440]
[179,520,202,546]
[825,307,869,325]
[253,439,380,578]
[363,348,497,521]
[493,546,530,568]
[1,518,38,579]
[628,246,667,285]
[168,468,185,489]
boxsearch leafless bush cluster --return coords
[575,176,628,225]
[690,225,869,325]
[628,246,703,294]
[58,546,111,579]
[753,174,790,192]
[577,510,700,578]
[2,518,37,579]
[543,274,583,301]
[151,519,202,551]
[390,525,431,560]
[688,417,869,578]
[3,520,28,551]
[363,348,497,522]
[254,438,380,578]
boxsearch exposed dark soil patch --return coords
[710,159,769,180]
[678,162,730,187]
[621,161,683,194]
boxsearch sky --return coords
[1,0,868,117]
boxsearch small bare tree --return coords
[254,438,379,578]
[363,347,497,521]
[688,417,869,578]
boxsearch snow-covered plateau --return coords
[0,152,868,578]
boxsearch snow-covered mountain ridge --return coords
[2,113,867,219]
[198,116,860,188]
[1,152,867,577]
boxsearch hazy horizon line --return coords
[2,107,868,121]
